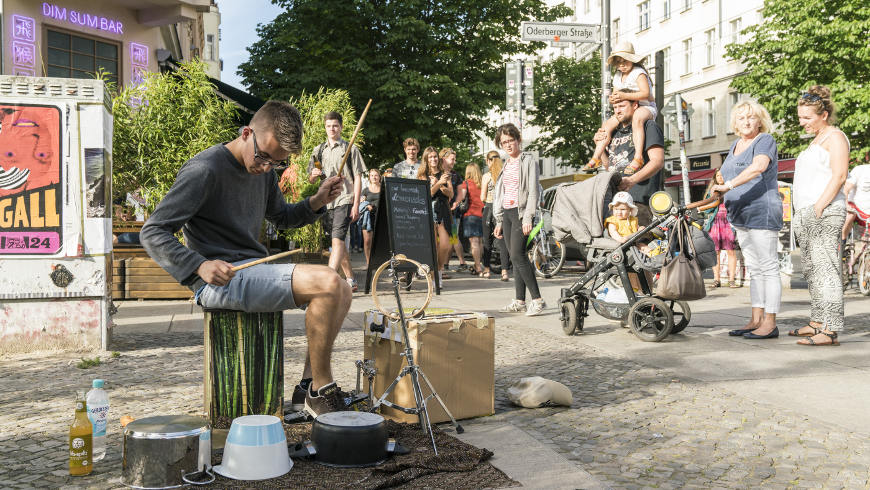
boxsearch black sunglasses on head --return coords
[800,92,822,102]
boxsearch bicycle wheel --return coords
[531,234,566,278]
[859,254,870,296]
[842,243,853,290]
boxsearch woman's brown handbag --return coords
[656,219,707,301]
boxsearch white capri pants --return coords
[733,227,781,314]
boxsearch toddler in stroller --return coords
[550,173,717,342]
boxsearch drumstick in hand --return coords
[337,99,372,177]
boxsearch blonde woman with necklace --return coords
[711,100,781,340]
[789,86,850,346]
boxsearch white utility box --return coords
[0,75,113,352]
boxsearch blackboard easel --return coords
[365,177,440,295]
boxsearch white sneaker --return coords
[501,299,526,313]
[525,299,547,316]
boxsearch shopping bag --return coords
[656,219,706,301]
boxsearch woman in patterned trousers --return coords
[790,85,851,346]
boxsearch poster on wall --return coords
[0,104,63,255]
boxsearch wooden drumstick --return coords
[231,249,303,272]
[337,99,373,177]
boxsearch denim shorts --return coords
[462,215,483,237]
[197,260,298,312]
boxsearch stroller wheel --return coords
[627,297,673,342]
[560,301,580,335]
[669,300,691,334]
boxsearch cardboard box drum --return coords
[363,311,494,423]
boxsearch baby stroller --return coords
[550,173,717,342]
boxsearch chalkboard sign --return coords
[365,177,440,294]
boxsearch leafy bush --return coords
[279,87,363,252]
[112,61,239,212]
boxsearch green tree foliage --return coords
[527,55,602,169]
[239,0,570,167]
[726,0,870,163]
[278,87,361,251]
[112,62,238,211]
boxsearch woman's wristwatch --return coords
[725,180,735,190]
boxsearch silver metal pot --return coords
[122,415,214,489]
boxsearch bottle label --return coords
[88,405,109,437]
[69,435,92,468]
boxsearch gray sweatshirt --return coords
[140,144,324,291]
[492,152,540,227]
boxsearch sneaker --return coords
[346,278,358,293]
[304,382,346,418]
[291,383,308,411]
[526,298,547,316]
[501,299,526,313]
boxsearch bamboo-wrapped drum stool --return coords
[203,309,284,428]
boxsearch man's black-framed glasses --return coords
[250,129,284,168]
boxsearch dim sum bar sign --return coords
[42,2,124,34]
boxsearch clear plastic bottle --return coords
[86,379,108,462]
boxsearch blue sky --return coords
[218,0,284,90]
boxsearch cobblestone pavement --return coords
[2,271,870,488]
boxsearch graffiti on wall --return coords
[0,104,63,254]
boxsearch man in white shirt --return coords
[842,164,870,240]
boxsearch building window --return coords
[682,38,692,74]
[729,18,742,45]
[612,18,620,44]
[584,0,591,13]
[682,0,692,11]
[663,0,671,19]
[704,98,715,137]
[206,34,215,61]
[638,1,650,31]
[704,29,715,66]
[684,114,692,141]
[551,158,557,175]
[663,46,671,81]
[726,92,739,134]
[46,29,119,85]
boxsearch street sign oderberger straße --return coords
[520,21,600,44]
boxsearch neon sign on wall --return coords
[11,15,36,76]
[42,2,124,34]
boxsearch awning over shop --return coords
[157,52,264,117]
[664,158,797,187]
[664,169,716,187]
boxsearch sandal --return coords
[797,331,840,346]
[728,281,740,288]
[481,271,491,279]
[441,271,451,279]
[501,271,510,282]
[623,156,644,176]
[788,325,820,337]
[584,157,602,172]
[710,280,721,288]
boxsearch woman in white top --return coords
[790,85,850,346]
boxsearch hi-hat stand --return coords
[366,253,463,454]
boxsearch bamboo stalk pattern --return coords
[208,311,283,423]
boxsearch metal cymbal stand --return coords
[370,253,464,454]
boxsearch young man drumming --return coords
[142,101,351,417]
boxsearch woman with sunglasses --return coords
[789,86,850,346]
[481,151,511,280]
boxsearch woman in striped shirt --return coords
[492,123,546,316]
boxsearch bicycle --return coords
[526,220,566,278]
[841,225,870,295]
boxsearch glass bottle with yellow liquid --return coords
[69,391,93,476]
